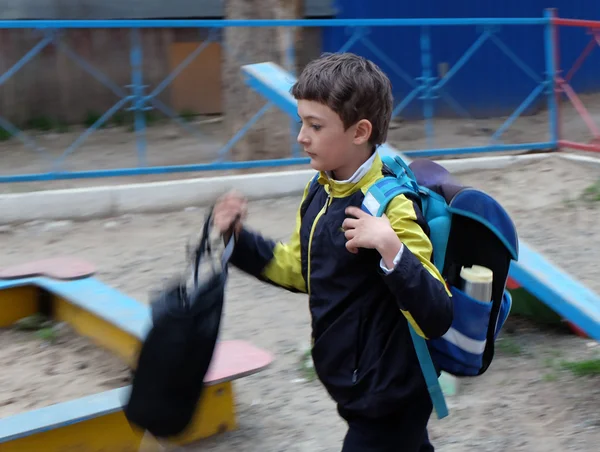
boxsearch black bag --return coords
[124,208,235,438]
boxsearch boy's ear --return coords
[352,119,373,146]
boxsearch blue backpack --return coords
[361,154,519,420]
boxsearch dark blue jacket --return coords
[231,154,453,418]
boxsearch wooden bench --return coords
[0,257,274,451]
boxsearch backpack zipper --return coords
[307,189,332,295]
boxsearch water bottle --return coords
[459,265,493,303]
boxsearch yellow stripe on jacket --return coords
[384,193,452,339]
[260,179,311,293]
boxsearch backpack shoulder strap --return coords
[362,174,422,217]
[362,171,449,421]
[408,325,449,419]
[362,155,421,215]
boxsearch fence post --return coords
[420,26,435,148]
[130,28,147,166]
[544,8,560,150]
[285,27,301,158]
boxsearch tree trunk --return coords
[223,0,303,162]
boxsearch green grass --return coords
[543,372,558,382]
[496,336,523,356]
[179,109,198,122]
[83,110,104,128]
[12,313,59,344]
[0,127,10,141]
[26,116,54,131]
[581,180,600,203]
[299,348,317,381]
[561,359,600,377]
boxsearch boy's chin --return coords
[309,158,330,173]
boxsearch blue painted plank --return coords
[242,62,299,118]
[0,278,33,291]
[0,276,152,339]
[37,277,152,340]
[509,242,600,340]
[0,387,129,443]
[241,62,407,161]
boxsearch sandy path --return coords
[0,323,130,419]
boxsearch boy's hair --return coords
[291,52,393,147]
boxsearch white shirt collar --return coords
[326,152,377,184]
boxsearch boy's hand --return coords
[342,206,402,267]
[213,190,248,239]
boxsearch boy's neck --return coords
[330,148,376,182]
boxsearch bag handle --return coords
[192,207,238,287]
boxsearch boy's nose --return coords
[297,128,310,145]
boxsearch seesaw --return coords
[241,61,600,340]
[0,257,273,451]
[508,243,600,340]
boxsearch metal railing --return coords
[552,17,600,153]
[0,9,593,183]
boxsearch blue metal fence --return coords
[0,14,559,183]
[325,1,600,119]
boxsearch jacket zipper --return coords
[307,190,332,295]
[353,312,363,384]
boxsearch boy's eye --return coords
[298,119,321,131]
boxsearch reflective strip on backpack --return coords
[442,327,487,355]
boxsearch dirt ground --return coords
[0,321,130,419]
[0,155,599,450]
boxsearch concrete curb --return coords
[0,152,559,225]
[558,153,600,168]
[0,169,316,224]
[438,152,551,173]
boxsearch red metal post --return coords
[559,140,600,153]
[553,18,600,29]
[549,8,562,150]
[552,11,600,152]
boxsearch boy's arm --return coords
[228,181,310,294]
[379,194,453,340]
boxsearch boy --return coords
[213,52,453,451]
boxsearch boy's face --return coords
[296,100,372,179]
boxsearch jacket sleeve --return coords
[380,194,453,339]
[228,180,311,294]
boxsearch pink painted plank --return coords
[205,340,275,384]
[0,257,96,281]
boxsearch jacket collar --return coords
[316,151,383,198]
